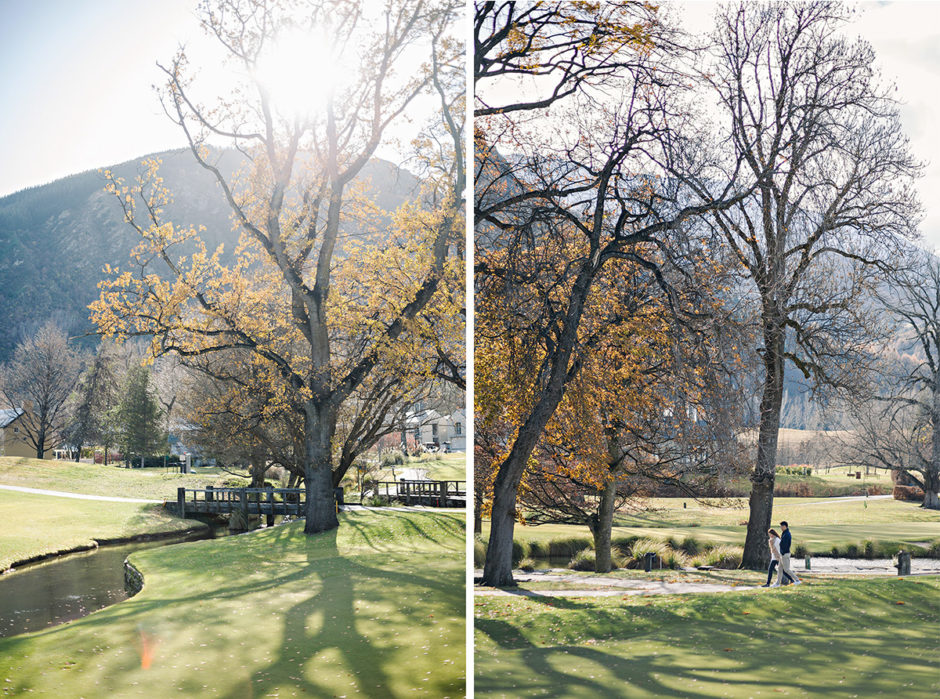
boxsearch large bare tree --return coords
[91,0,464,534]
[841,249,940,509]
[0,323,83,459]
[705,1,922,566]
[475,2,746,586]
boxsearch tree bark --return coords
[926,378,940,510]
[303,403,339,534]
[481,254,598,587]
[591,482,617,573]
[742,320,786,568]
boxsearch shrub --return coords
[893,485,925,502]
[926,539,940,559]
[661,548,690,569]
[527,540,550,559]
[679,536,701,556]
[517,557,537,572]
[511,540,529,565]
[844,542,859,558]
[702,545,743,569]
[363,495,390,507]
[547,537,592,559]
[611,535,640,556]
[793,544,809,558]
[379,449,406,467]
[567,549,596,571]
[474,538,486,567]
[624,538,669,569]
[611,550,631,569]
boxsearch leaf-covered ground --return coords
[475,576,940,698]
[0,510,465,697]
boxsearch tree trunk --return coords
[303,403,339,534]
[591,481,617,573]
[481,255,598,587]
[742,321,786,569]
[250,445,267,489]
[928,376,940,510]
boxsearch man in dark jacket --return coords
[775,521,802,586]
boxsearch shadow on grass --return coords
[475,578,940,698]
[0,511,465,697]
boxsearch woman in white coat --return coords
[762,528,796,587]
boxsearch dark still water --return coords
[0,533,212,638]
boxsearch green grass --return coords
[494,521,940,557]
[475,576,940,697]
[612,496,940,527]
[0,509,465,697]
[0,490,205,571]
[0,457,223,501]
[484,496,940,563]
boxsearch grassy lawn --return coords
[0,490,205,571]
[475,576,940,698]
[613,497,940,528]
[479,498,940,562]
[0,509,465,697]
[0,457,223,501]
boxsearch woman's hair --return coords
[768,529,779,537]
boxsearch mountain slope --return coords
[0,149,419,361]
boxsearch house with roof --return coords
[0,408,39,458]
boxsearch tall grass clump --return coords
[379,449,406,467]
[696,545,743,569]
[517,557,537,572]
[624,538,669,568]
[474,537,486,567]
[679,536,701,556]
[547,537,592,559]
[568,549,596,571]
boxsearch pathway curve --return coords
[0,484,161,504]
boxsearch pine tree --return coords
[114,366,165,467]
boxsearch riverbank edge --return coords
[123,559,144,595]
[0,521,210,574]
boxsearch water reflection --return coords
[0,532,212,638]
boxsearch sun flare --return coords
[253,27,347,119]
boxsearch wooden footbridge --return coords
[171,480,466,518]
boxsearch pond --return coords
[0,531,214,638]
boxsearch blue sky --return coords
[0,0,200,196]
[0,1,938,249]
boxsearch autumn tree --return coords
[517,255,750,572]
[0,323,83,459]
[91,0,464,534]
[705,1,922,566]
[474,2,747,586]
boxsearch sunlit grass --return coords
[0,489,204,571]
[0,510,465,697]
[0,456,222,501]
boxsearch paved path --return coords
[0,484,160,504]
[792,494,892,505]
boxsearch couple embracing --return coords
[763,520,802,588]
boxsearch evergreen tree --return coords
[114,366,165,467]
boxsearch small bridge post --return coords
[177,487,186,518]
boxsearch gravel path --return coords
[0,484,161,504]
